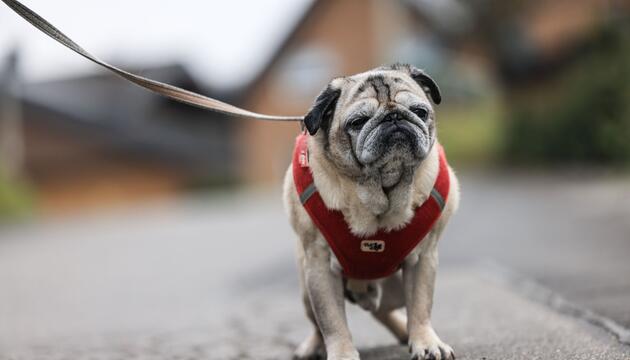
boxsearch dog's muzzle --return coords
[380,113,417,142]
[358,111,429,164]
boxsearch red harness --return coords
[292,133,450,280]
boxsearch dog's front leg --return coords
[403,244,454,360]
[304,238,359,360]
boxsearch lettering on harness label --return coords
[360,240,385,253]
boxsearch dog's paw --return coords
[293,332,325,360]
[409,328,455,360]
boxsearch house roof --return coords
[19,63,240,174]
[24,64,205,123]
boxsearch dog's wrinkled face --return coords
[304,64,441,188]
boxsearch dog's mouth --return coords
[357,119,429,165]
[381,121,416,143]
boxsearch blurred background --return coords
[1,0,630,358]
[1,0,630,214]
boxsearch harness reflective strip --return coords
[430,187,446,211]
[299,183,317,205]
[302,183,445,209]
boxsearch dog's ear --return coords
[304,84,341,135]
[410,67,442,105]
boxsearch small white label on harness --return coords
[360,240,385,253]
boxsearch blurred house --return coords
[1,55,239,212]
[239,0,476,184]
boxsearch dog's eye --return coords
[410,106,429,121]
[347,116,369,130]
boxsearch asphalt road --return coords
[441,172,630,331]
[0,172,629,359]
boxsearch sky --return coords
[0,0,313,89]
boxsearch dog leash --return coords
[1,0,304,122]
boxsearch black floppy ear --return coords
[410,68,442,105]
[303,85,341,135]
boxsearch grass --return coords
[437,98,504,166]
[0,171,33,220]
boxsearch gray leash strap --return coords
[2,0,304,122]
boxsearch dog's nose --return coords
[383,112,403,122]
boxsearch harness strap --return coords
[302,175,446,210]
[1,0,304,122]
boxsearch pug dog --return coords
[283,64,460,360]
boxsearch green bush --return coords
[0,171,32,220]
[504,22,630,165]
[438,99,503,166]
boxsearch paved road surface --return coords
[0,173,629,359]
[442,172,630,330]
